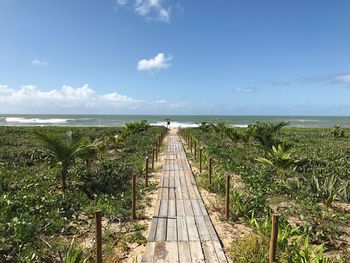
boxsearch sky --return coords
[0,0,350,115]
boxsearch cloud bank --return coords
[0,84,146,114]
[137,53,172,71]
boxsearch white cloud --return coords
[334,74,350,85]
[236,87,257,93]
[31,59,48,66]
[116,0,171,22]
[116,0,128,5]
[0,84,146,113]
[135,0,171,22]
[137,53,172,71]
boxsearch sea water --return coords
[1,114,350,128]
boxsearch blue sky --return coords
[1,0,350,115]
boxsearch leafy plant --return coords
[35,130,83,190]
[331,125,346,138]
[256,141,299,176]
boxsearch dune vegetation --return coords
[181,122,350,262]
[0,122,165,262]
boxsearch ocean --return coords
[1,114,350,128]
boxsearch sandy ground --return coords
[121,133,169,262]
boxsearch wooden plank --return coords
[213,240,228,263]
[204,216,219,241]
[177,217,188,241]
[198,199,209,216]
[141,241,156,263]
[155,218,167,241]
[202,241,219,263]
[147,218,158,241]
[186,216,200,241]
[159,200,168,217]
[154,241,167,262]
[189,241,205,263]
[176,200,185,217]
[167,217,177,241]
[183,200,194,216]
[191,200,202,216]
[178,242,192,263]
[195,216,211,241]
[165,241,179,263]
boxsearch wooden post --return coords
[145,157,149,187]
[225,174,230,220]
[194,141,197,159]
[155,145,158,161]
[269,214,279,263]
[95,211,103,263]
[152,148,155,170]
[199,147,203,173]
[132,173,136,220]
[209,158,213,186]
[190,136,193,153]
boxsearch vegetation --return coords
[0,123,164,262]
[182,122,350,262]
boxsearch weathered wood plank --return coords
[178,242,192,263]
[189,241,205,263]
[195,216,211,241]
[176,217,188,241]
[166,217,177,241]
[186,216,200,241]
[141,241,156,263]
[202,241,220,263]
[213,240,227,263]
[165,241,179,263]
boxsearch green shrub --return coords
[230,234,269,263]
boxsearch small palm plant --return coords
[35,130,82,191]
[256,141,299,176]
[310,174,342,208]
[248,121,289,148]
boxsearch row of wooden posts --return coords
[180,129,280,263]
[94,128,167,263]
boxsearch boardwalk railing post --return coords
[269,214,279,263]
[199,147,203,173]
[155,144,158,161]
[132,173,136,220]
[145,157,149,187]
[225,174,230,220]
[190,136,193,153]
[194,141,197,159]
[152,148,155,170]
[95,211,103,263]
[209,158,213,186]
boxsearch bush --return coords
[230,233,269,263]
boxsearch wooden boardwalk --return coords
[141,132,227,263]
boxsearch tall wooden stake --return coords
[145,157,149,187]
[132,173,136,220]
[152,148,155,170]
[95,211,103,263]
[190,136,193,153]
[269,214,279,263]
[225,174,230,220]
[199,147,203,173]
[155,144,158,161]
[209,158,213,186]
[194,141,197,159]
